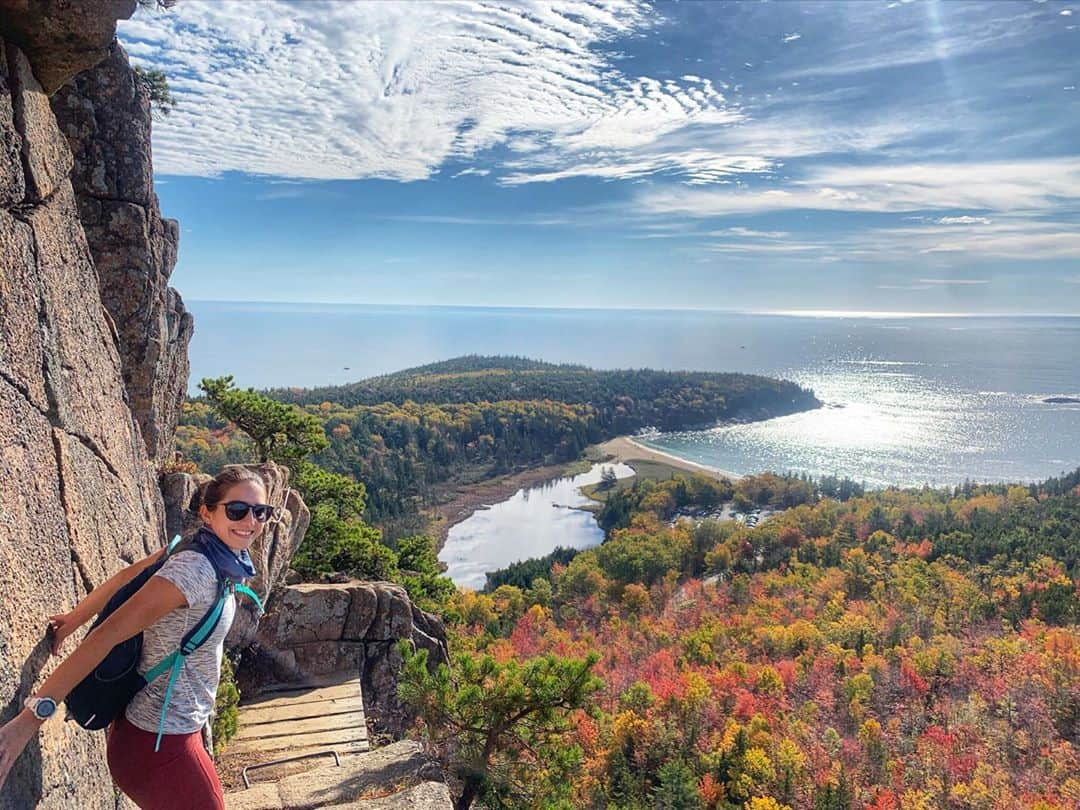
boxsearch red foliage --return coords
[900,659,929,695]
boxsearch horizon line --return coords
[184,298,1080,319]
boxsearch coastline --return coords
[595,435,743,482]
[431,435,744,554]
[429,460,587,552]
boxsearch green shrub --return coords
[212,654,241,752]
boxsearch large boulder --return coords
[161,463,312,649]
[51,42,192,468]
[239,583,450,738]
[0,30,161,810]
[0,0,137,94]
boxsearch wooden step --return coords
[227,726,369,756]
[234,710,367,741]
[242,681,361,709]
[239,698,363,727]
[222,677,370,763]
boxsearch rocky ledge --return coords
[225,740,452,810]
[238,582,450,737]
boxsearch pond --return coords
[439,461,635,590]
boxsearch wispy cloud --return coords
[777,1,1046,80]
[451,168,491,179]
[720,227,791,239]
[680,219,1080,263]
[636,158,1080,217]
[937,216,992,225]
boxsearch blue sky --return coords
[119,0,1080,314]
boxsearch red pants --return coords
[107,714,224,810]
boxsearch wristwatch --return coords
[24,696,58,721]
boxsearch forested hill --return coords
[179,357,820,537]
[268,355,821,431]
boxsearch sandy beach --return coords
[595,436,743,481]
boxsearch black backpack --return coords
[65,535,263,751]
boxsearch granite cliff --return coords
[0,2,169,807]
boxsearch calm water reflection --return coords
[440,462,634,590]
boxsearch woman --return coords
[0,466,272,809]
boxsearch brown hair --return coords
[193,466,267,513]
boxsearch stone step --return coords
[224,741,451,810]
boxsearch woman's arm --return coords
[0,575,186,792]
[48,547,167,655]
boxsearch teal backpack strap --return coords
[143,580,230,752]
[234,583,264,616]
[166,534,183,555]
[152,654,185,752]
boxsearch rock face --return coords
[51,42,192,468]
[0,0,137,94]
[0,25,167,810]
[160,463,312,648]
[239,583,450,737]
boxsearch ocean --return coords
[188,301,1080,488]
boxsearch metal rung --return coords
[241,749,341,789]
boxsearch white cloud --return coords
[500,150,768,185]
[120,0,744,183]
[451,168,491,178]
[937,216,991,225]
[782,33,801,43]
[635,158,1080,217]
[676,218,1080,263]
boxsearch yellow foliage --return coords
[745,798,791,810]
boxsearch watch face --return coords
[35,698,57,719]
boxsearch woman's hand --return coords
[0,711,43,794]
[47,613,78,656]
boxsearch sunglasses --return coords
[222,500,276,522]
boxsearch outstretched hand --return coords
[47,613,76,656]
[0,712,40,796]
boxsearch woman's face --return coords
[200,480,269,551]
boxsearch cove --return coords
[439,462,635,590]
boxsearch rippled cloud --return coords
[119,0,746,183]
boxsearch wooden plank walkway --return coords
[225,678,370,759]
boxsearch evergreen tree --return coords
[398,646,602,809]
[200,375,328,463]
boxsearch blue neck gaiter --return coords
[195,528,257,580]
